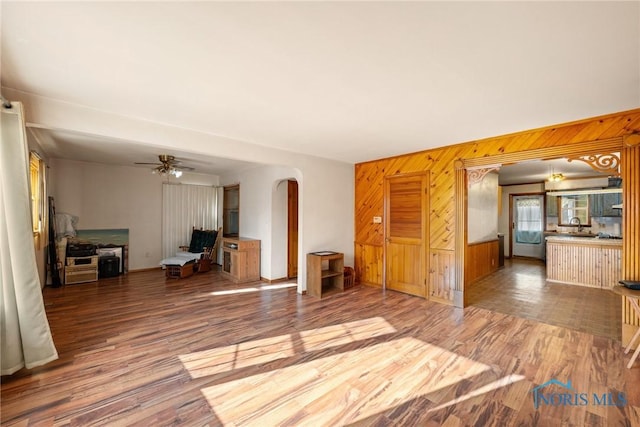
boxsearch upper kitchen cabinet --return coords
[589,192,622,217]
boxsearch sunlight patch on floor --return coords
[209,282,298,296]
[179,334,296,379]
[427,374,525,412]
[299,317,397,352]
[179,317,396,379]
[198,337,491,425]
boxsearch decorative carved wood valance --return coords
[467,166,500,187]
[566,152,620,177]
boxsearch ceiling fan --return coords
[134,154,195,178]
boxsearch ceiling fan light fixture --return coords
[548,173,565,182]
[136,154,192,178]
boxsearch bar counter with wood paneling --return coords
[546,235,622,289]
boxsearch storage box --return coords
[165,262,195,279]
[99,256,120,278]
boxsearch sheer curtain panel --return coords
[1,102,58,375]
[162,183,218,259]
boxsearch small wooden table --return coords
[612,285,640,368]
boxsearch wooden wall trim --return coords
[621,143,640,346]
[624,133,640,147]
[454,167,466,308]
[461,137,623,168]
[467,238,499,247]
[355,108,640,310]
[622,144,639,280]
[455,138,625,306]
[356,109,639,167]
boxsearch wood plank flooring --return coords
[2,266,639,426]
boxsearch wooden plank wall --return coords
[464,240,499,286]
[546,241,621,289]
[355,109,640,312]
[622,137,640,346]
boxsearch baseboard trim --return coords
[260,276,295,284]
[129,266,162,273]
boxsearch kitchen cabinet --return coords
[589,193,622,217]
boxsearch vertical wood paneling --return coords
[546,240,620,289]
[464,240,499,286]
[429,249,455,304]
[601,246,621,290]
[354,243,383,287]
[355,108,640,307]
[622,138,640,346]
[454,164,466,307]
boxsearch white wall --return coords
[498,182,545,256]
[221,162,353,290]
[12,93,355,291]
[49,158,219,270]
[468,171,499,243]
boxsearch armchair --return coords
[178,227,222,272]
[161,227,222,278]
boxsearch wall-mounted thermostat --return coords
[373,216,382,224]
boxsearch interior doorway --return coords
[287,180,298,279]
[223,184,239,237]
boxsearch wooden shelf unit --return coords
[221,237,260,283]
[307,252,344,298]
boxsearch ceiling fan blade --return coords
[177,166,196,171]
[134,162,163,165]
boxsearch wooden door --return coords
[384,173,429,297]
[287,180,298,278]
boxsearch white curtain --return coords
[515,197,543,244]
[1,102,58,375]
[162,183,218,259]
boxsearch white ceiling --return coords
[2,2,639,180]
[27,127,257,176]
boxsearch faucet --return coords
[569,217,583,232]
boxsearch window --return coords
[29,151,46,244]
[558,194,590,227]
[515,196,543,244]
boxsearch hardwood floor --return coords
[466,258,622,340]
[2,267,639,426]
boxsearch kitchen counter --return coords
[546,235,621,288]
[545,235,623,246]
